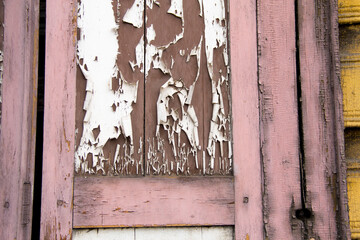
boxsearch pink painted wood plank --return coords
[229,0,263,239]
[0,0,39,239]
[257,1,303,239]
[297,0,351,238]
[73,177,234,228]
[39,0,77,239]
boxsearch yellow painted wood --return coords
[339,0,360,24]
[345,129,360,239]
[340,25,360,127]
[347,169,360,239]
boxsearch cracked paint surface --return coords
[75,0,231,176]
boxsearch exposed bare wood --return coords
[257,0,303,238]
[0,0,39,239]
[73,176,234,227]
[40,0,76,239]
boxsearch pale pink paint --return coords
[73,177,234,227]
[0,0,39,239]
[257,0,303,239]
[229,0,264,239]
[298,0,350,238]
[39,0,77,239]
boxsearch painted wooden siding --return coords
[73,226,233,240]
[339,0,360,238]
[0,0,39,239]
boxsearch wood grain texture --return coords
[257,0,303,239]
[40,0,77,239]
[73,177,234,227]
[229,0,263,239]
[298,0,350,238]
[0,0,39,239]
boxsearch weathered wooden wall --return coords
[38,0,351,239]
[0,0,39,239]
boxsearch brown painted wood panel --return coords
[40,0,76,239]
[229,0,264,239]
[144,0,232,176]
[0,0,39,239]
[298,0,351,238]
[257,0,303,239]
[73,177,234,227]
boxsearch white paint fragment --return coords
[202,0,231,173]
[146,0,160,9]
[75,0,139,174]
[167,0,183,19]
[152,37,203,174]
[123,0,144,28]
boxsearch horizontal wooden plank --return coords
[347,170,360,239]
[73,177,234,227]
[340,25,360,127]
[73,226,233,240]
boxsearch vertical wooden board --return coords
[74,0,144,176]
[0,0,3,132]
[40,0,76,239]
[257,0,303,239]
[0,0,39,239]
[144,0,232,176]
[297,0,350,238]
[229,0,263,239]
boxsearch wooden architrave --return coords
[0,0,39,239]
[39,0,77,239]
[297,0,351,238]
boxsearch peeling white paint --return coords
[203,0,231,174]
[75,0,231,176]
[167,0,183,19]
[123,0,144,28]
[75,0,139,174]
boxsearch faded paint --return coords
[0,50,3,133]
[73,226,233,240]
[75,0,231,176]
